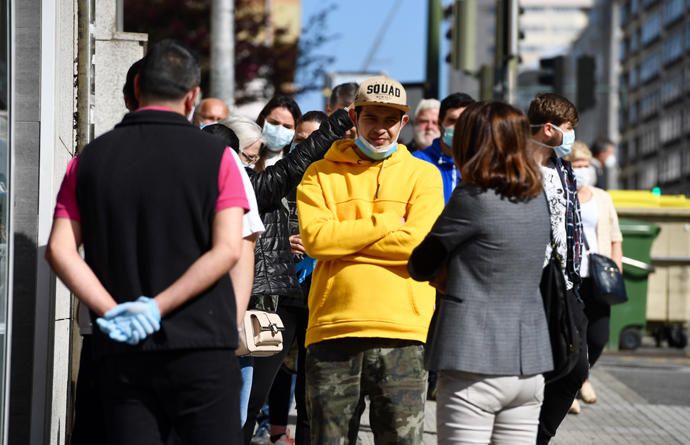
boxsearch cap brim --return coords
[354,101,410,112]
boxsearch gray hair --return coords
[220,116,262,152]
[414,98,440,116]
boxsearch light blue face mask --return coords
[531,123,575,158]
[355,137,398,161]
[550,124,575,158]
[353,115,403,161]
[442,126,454,147]
[262,122,295,152]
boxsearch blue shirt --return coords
[412,138,460,204]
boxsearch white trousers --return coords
[436,371,544,445]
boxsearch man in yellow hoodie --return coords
[297,76,444,444]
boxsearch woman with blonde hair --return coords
[565,141,623,414]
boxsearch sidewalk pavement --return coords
[289,363,690,444]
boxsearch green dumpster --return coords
[608,218,660,351]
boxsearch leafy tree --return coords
[123,0,336,104]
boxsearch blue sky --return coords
[296,0,449,111]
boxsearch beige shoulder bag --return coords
[236,310,285,357]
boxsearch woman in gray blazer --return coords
[409,102,553,445]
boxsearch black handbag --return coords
[541,248,582,383]
[585,236,628,305]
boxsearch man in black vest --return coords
[46,40,248,444]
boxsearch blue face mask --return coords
[442,126,454,147]
[353,119,402,161]
[531,123,575,158]
[262,122,295,152]
[355,137,398,161]
[550,124,575,158]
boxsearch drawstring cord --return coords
[375,159,385,199]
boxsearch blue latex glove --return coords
[97,297,161,345]
[295,256,316,284]
[96,317,130,342]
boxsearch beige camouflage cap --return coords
[354,75,410,112]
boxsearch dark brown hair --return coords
[527,93,578,134]
[454,102,543,201]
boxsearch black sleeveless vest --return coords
[77,110,237,354]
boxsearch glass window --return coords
[631,0,640,15]
[640,48,662,82]
[641,11,661,45]
[630,29,640,53]
[663,31,683,63]
[661,71,683,103]
[664,0,685,24]
[628,65,639,87]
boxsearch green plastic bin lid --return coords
[618,218,661,236]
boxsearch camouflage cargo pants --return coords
[306,338,427,445]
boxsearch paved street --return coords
[287,345,690,444]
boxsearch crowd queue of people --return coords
[45,40,624,445]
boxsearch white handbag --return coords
[235,310,285,357]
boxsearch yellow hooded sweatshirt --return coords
[297,140,444,347]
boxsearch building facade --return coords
[446,1,595,107]
[565,0,621,148]
[617,0,690,194]
[519,0,594,69]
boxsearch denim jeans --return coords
[239,356,254,427]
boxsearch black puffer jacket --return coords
[248,109,353,306]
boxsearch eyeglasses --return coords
[239,151,258,165]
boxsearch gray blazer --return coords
[409,184,553,376]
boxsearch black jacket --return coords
[249,109,353,306]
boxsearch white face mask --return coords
[573,166,597,189]
[262,122,295,152]
[604,154,617,168]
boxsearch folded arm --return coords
[297,165,403,261]
[343,175,444,266]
